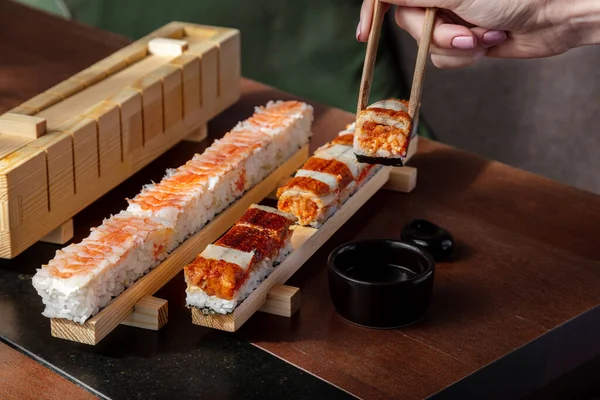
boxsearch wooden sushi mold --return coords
[191,137,420,332]
[47,136,419,344]
[0,21,241,259]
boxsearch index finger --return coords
[358,0,390,42]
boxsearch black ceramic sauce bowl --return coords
[327,240,435,329]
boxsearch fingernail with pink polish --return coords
[483,30,507,45]
[451,36,476,49]
[356,21,362,41]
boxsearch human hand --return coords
[357,0,598,68]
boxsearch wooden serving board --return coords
[0,21,241,259]
[50,146,309,345]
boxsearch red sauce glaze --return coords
[300,157,354,189]
[332,134,354,146]
[215,225,279,263]
[236,207,295,243]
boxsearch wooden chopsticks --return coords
[408,7,437,120]
[356,0,387,116]
[356,2,437,123]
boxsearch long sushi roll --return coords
[31,211,175,323]
[127,100,313,249]
[276,124,382,228]
[184,204,297,314]
[353,99,414,166]
[32,101,313,324]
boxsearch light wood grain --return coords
[0,113,47,139]
[170,54,201,121]
[0,341,97,400]
[46,79,86,100]
[183,124,208,143]
[356,0,386,115]
[258,284,301,318]
[120,296,168,331]
[408,7,437,119]
[0,135,32,160]
[191,166,392,332]
[26,132,75,212]
[50,146,308,344]
[149,64,183,132]
[40,219,73,245]
[106,88,144,156]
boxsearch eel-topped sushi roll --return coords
[184,204,297,315]
[277,125,381,227]
[353,99,413,166]
[32,211,175,323]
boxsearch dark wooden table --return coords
[2,1,600,399]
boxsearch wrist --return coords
[549,0,600,50]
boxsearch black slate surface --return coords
[0,239,354,400]
[0,135,354,400]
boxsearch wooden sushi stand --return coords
[3,2,600,400]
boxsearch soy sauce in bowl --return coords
[327,239,435,329]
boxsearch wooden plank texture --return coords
[0,342,96,400]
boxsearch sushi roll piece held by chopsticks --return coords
[354,3,437,166]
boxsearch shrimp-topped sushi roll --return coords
[184,204,296,314]
[277,126,382,227]
[126,172,212,250]
[353,99,413,166]
[32,211,174,323]
[246,100,314,162]
[126,100,313,249]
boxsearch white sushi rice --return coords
[185,241,293,314]
[31,211,173,323]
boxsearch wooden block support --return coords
[0,113,47,139]
[120,296,168,331]
[384,166,417,193]
[258,284,301,318]
[40,219,73,245]
[49,146,308,345]
[183,124,207,143]
[148,38,189,57]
